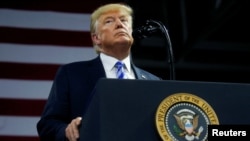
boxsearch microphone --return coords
[132,24,159,39]
[132,19,176,80]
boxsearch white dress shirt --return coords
[100,53,135,79]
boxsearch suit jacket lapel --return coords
[87,56,106,86]
[132,64,148,80]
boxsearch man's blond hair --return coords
[90,3,133,34]
[90,3,134,53]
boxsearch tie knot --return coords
[115,61,124,69]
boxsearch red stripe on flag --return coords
[0,62,59,80]
[0,136,39,141]
[0,27,92,47]
[0,0,121,13]
[0,98,46,116]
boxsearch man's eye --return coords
[105,20,113,24]
[121,19,128,22]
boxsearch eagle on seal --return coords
[174,109,200,137]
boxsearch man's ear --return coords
[91,33,101,45]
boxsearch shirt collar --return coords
[100,53,132,72]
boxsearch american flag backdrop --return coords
[0,1,121,140]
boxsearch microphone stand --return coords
[142,20,176,80]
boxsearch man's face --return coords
[93,10,134,54]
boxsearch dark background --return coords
[126,0,250,83]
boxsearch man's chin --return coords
[115,39,133,47]
[116,36,131,42]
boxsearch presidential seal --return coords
[155,93,219,141]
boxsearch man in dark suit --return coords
[37,3,161,141]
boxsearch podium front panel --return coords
[80,79,250,141]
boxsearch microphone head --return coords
[132,25,159,39]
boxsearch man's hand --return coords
[65,117,82,141]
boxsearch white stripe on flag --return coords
[0,79,52,99]
[0,115,39,136]
[0,9,90,31]
[0,43,97,64]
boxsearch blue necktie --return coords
[115,61,125,79]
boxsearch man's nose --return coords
[115,20,124,28]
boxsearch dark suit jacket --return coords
[37,56,161,141]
